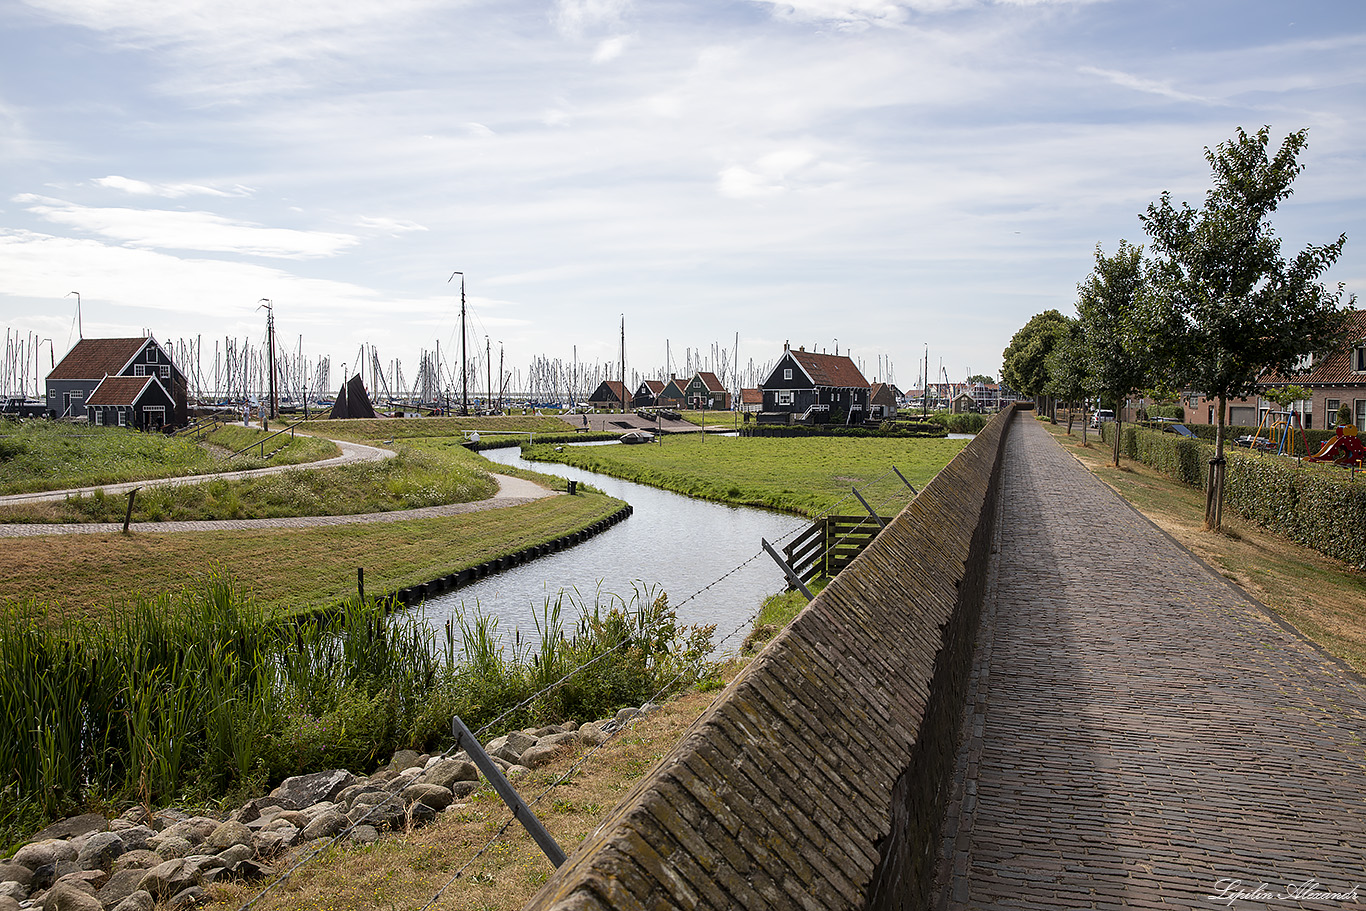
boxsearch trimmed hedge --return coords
[1100,422,1366,567]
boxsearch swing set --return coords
[1245,408,1308,457]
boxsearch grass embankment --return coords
[1042,420,1366,673]
[0,489,621,618]
[522,435,968,517]
[2,575,714,852]
[0,422,337,495]
[206,686,725,911]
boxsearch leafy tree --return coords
[1075,241,1151,466]
[1001,310,1070,417]
[967,374,994,385]
[1044,317,1089,439]
[1141,126,1355,529]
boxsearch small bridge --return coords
[519,407,1366,910]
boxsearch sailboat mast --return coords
[620,316,625,413]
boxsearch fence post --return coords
[357,567,365,603]
[762,538,814,601]
[450,716,567,867]
[122,487,141,533]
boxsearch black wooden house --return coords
[46,336,189,428]
[760,343,871,424]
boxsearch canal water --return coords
[423,442,803,652]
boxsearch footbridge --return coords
[521,408,1366,910]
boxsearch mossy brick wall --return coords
[519,406,1018,911]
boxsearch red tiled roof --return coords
[1260,310,1366,387]
[741,387,762,404]
[48,338,149,381]
[641,380,665,394]
[589,380,627,402]
[695,371,726,393]
[86,375,158,407]
[789,349,869,389]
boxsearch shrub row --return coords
[739,422,946,438]
[1100,422,1366,567]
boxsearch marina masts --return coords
[448,271,469,415]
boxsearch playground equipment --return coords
[1243,409,1307,457]
[1307,424,1366,466]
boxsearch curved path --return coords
[0,434,558,537]
[935,415,1366,908]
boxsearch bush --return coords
[1100,422,1366,567]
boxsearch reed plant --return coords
[0,572,714,850]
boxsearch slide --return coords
[1306,427,1366,465]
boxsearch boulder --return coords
[335,783,382,810]
[614,707,641,726]
[29,863,57,892]
[297,802,339,822]
[418,759,478,791]
[150,836,191,861]
[386,750,423,773]
[401,784,453,812]
[116,808,151,828]
[0,894,18,911]
[506,765,531,779]
[346,825,379,846]
[383,768,423,793]
[298,810,346,843]
[405,802,437,828]
[109,890,153,911]
[109,827,152,853]
[577,723,608,746]
[14,841,75,870]
[39,881,102,911]
[135,859,185,900]
[95,869,146,909]
[75,833,125,872]
[111,851,161,874]
[215,845,253,868]
[346,800,404,832]
[226,859,266,881]
[0,883,23,903]
[203,821,252,853]
[51,871,106,893]
[165,886,207,910]
[450,781,481,799]
[539,731,580,748]
[228,797,280,826]
[0,863,32,888]
[486,732,536,764]
[269,770,356,810]
[30,816,107,845]
[250,829,296,858]
[518,742,571,769]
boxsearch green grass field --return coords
[522,434,968,516]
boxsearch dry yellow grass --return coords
[1043,419,1366,672]
[206,682,727,911]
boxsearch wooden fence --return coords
[783,513,894,588]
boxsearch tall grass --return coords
[0,573,714,849]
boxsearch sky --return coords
[1,0,1363,399]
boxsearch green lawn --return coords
[522,434,968,516]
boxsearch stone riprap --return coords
[0,710,647,911]
[520,406,1020,910]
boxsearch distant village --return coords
[4,334,1027,431]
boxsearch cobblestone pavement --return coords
[936,416,1366,909]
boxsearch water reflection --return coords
[423,444,802,651]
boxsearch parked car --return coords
[1091,409,1115,428]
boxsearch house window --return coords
[159,365,170,379]
[1354,347,1366,372]
[94,410,103,426]
[147,348,158,363]
[778,391,793,406]
[134,365,146,376]
[1327,399,1341,423]
[117,409,126,427]
[783,369,792,380]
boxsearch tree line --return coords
[1001,126,1356,530]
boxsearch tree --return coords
[1075,241,1152,466]
[1044,317,1089,440]
[1141,126,1355,529]
[1001,310,1070,418]
[967,374,994,385]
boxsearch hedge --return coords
[1100,422,1366,567]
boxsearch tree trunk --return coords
[1082,404,1088,444]
[1112,414,1121,467]
[1205,397,1227,531]
[1066,403,1075,435]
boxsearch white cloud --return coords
[15,195,358,259]
[91,175,250,199]
[554,0,632,37]
[592,35,631,63]
[1078,66,1215,105]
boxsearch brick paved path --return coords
[936,416,1366,909]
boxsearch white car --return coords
[1091,409,1115,428]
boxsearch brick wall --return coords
[520,406,1019,911]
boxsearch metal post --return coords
[451,716,567,867]
[851,487,886,528]
[891,467,917,494]
[762,537,813,601]
[122,487,141,533]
